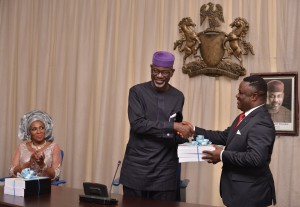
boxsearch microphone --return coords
[79,160,122,205]
[109,160,122,199]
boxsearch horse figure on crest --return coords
[224,17,254,66]
[174,17,201,65]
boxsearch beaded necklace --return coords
[31,140,47,151]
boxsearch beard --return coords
[153,81,166,88]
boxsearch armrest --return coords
[51,180,66,186]
[180,179,190,188]
[0,176,12,182]
[112,178,120,186]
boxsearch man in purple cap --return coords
[266,80,291,122]
[119,51,193,201]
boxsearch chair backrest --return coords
[51,149,66,186]
[61,149,64,163]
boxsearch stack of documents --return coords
[4,177,51,197]
[178,142,215,163]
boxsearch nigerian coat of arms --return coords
[174,2,255,79]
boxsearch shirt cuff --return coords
[220,149,224,161]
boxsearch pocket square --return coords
[236,130,241,135]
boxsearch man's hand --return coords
[202,145,223,164]
[174,122,194,139]
[182,121,194,129]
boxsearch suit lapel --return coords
[225,117,240,146]
[225,106,267,147]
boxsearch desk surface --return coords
[0,186,217,207]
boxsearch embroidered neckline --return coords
[31,140,47,151]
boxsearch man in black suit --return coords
[192,75,276,207]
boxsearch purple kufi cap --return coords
[152,51,175,68]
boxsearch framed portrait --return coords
[251,72,299,136]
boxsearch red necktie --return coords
[234,113,245,128]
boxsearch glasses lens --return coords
[152,68,171,76]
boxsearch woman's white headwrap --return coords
[18,110,54,141]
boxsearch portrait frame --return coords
[251,72,299,136]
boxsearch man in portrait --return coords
[266,80,291,123]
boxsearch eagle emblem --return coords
[174,2,255,79]
[200,2,224,31]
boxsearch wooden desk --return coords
[0,186,217,207]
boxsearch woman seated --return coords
[9,110,62,181]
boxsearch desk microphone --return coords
[109,160,122,199]
[79,160,122,205]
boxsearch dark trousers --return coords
[123,186,177,201]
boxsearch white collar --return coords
[244,104,265,117]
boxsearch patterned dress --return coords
[9,141,61,181]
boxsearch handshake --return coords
[174,120,223,164]
[174,121,195,139]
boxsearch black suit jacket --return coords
[195,105,276,207]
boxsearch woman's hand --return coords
[29,152,37,165]
[20,153,36,170]
[35,151,45,167]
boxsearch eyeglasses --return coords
[151,68,172,77]
[30,126,45,133]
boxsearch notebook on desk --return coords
[79,182,118,205]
